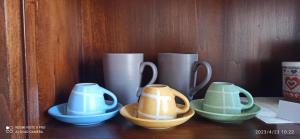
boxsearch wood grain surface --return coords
[21,0,300,127]
[80,0,300,98]
[0,0,26,138]
[23,0,40,138]
[23,0,82,126]
[0,1,12,139]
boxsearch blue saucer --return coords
[48,101,122,126]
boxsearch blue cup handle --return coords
[102,88,118,110]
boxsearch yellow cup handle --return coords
[170,88,190,114]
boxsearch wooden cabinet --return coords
[1,0,300,139]
[1,0,26,138]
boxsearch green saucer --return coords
[190,99,261,123]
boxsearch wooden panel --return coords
[80,0,212,84]
[81,0,300,98]
[194,0,225,97]
[0,1,12,139]
[223,0,299,97]
[23,0,40,138]
[23,0,82,125]
[0,0,26,138]
[24,0,300,125]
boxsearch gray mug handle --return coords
[136,62,158,97]
[190,61,212,99]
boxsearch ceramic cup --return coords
[282,62,300,101]
[203,82,254,114]
[67,83,118,115]
[158,53,212,100]
[103,53,158,105]
[137,84,190,120]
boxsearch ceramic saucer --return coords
[190,99,261,123]
[48,101,122,126]
[120,103,194,129]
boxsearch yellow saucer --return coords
[120,103,195,129]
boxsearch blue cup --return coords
[67,83,118,115]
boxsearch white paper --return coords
[252,97,296,124]
[240,97,297,124]
[277,100,300,123]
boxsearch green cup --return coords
[203,82,254,114]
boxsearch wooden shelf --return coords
[2,0,300,139]
[42,115,300,139]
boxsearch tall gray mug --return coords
[158,53,212,100]
[103,53,158,104]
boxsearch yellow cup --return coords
[137,84,190,120]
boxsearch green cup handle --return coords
[235,85,254,110]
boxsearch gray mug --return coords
[158,53,212,100]
[103,53,158,104]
